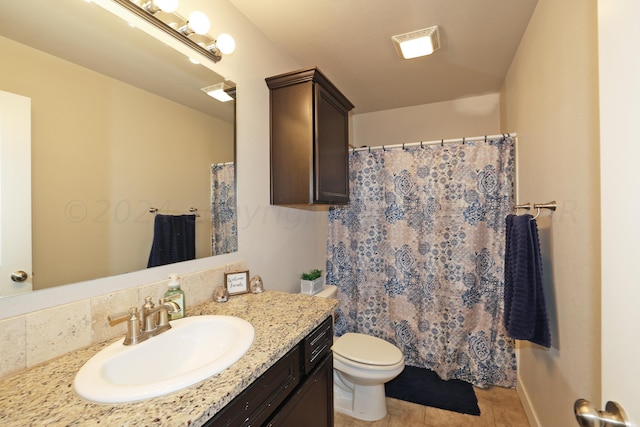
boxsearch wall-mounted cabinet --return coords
[266,67,354,205]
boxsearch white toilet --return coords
[312,285,405,421]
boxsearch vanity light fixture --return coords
[201,82,235,102]
[391,25,440,59]
[142,0,178,14]
[107,0,235,64]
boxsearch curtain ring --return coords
[368,146,371,154]
[484,135,487,143]
[441,139,444,147]
[402,143,405,150]
[420,141,424,148]
[351,147,355,156]
[462,137,466,145]
[382,145,385,151]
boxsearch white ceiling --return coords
[1,0,537,117]
[227,0,538,114]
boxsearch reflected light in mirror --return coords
[202,83,235,102]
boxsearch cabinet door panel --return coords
[266,354,333,427]
[315,85,349,204]
[270,82,314,205]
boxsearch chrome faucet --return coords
[108,296,181,346]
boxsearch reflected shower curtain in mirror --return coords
[211,162,237,255]
[326,136,517,387]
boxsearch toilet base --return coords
[334,375,388,421]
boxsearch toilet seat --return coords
[332,333,403,366]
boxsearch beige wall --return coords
[1,35,233,289]
[353,93,501,146]
[500,1,601,426]
[0,0,324,320]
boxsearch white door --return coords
[0,90,32,296]
[579,0,640,425]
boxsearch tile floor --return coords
[334,386,531,427]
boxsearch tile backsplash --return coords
[0,261,246,379]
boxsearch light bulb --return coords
[188,11,210,35]
[153,0,178,13]
[216,33,235,55]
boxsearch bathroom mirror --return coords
[0,0,236,293]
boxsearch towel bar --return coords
[513,201,557,219]
[149,207,200,217]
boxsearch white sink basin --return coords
[74,315,254,404]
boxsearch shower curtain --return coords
[211,163,237,255]
[326,136,517,388]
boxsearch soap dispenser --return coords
[164,273,185,320]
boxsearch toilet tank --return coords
[313,285,338,298]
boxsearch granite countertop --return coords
[0,291,338,427]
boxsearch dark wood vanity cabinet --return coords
[266,67,354,205]
[266,351,333,427]
[204,316,334,427]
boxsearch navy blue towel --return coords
[147,214,196,268]
[504,214,551,348]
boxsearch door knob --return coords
[11,271,28,282]
[575,399,631,427]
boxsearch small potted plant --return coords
[301,269,324,295]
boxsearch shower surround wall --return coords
[0,261,246,379]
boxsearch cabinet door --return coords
[266,353,334,427]
[269,82,314,205]
[314,84,349,204]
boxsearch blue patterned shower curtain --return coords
[211,163,237,255]
[326,136,517,388]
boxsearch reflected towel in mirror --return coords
[147,214,196,268]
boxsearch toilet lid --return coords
[332,333,403,366]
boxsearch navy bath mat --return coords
[385,365,481,415]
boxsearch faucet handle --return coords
[108,307,137,326]
[108,307,148,346]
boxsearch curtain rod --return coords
[350,133,517,153]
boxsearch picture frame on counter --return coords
[225,270,250,295]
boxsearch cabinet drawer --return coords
[302,316,333,375]
[205,345,300,427]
